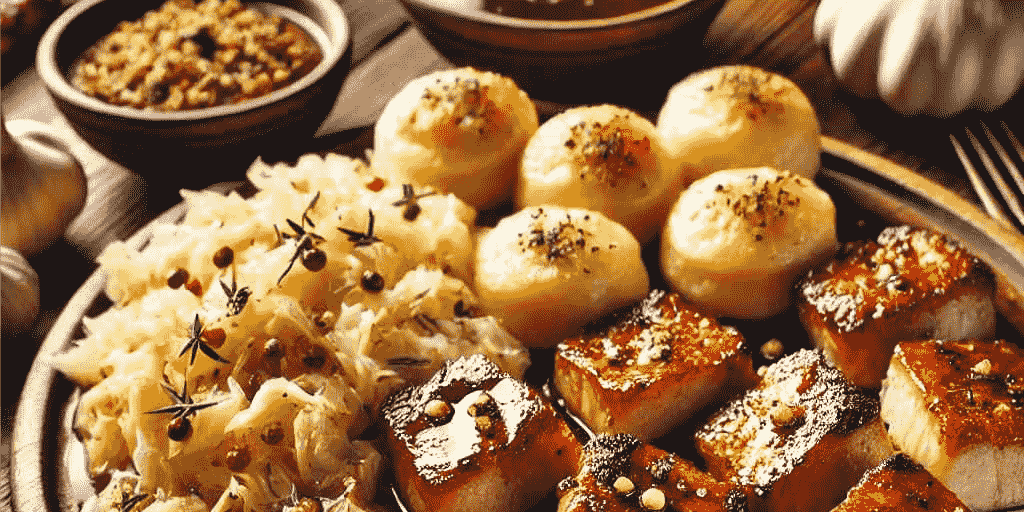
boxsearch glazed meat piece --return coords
[695,349,894,512]
[881,339,1024,512]
[557,433,747,512]
[798,225,996,388]
[831,453,969,512]
[554,289,756,441]
[381,354,584,512]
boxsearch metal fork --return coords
[950,120,1024,231]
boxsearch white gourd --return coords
[814,0,1024,116]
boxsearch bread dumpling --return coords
[475,206,649,347]
[657,65,821,189]
[517,104,673,243]
[372,67,539,210]
[660,167,836,319]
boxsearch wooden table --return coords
[3,0,1023,510]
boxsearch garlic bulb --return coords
[2,117,88,256]
[1,245,41,333]
[814,0,1024,116]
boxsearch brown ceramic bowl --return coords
[36,0,352,190]
[398,0,726,111]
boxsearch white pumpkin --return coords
[814,0,1024,116]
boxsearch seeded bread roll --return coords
[657,65,821,189]
[372,67,539,210]
[517,105,673,243]
[660,167,837,319]
[475,206,650,347]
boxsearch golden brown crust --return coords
[558,290,750,393]
[893,339,1024,450]
[696,350,880,491]
[554,290,755,439]
[799,225,990,334]
[695,349,893,512]
[797,225,996,388]
[382,354,582,512]
[833,454,968,512]
[557,434,746,512]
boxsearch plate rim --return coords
[10,182,239,512]
[12,139,1024,512]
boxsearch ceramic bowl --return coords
[398,0,726,111]
[36,0,352,189]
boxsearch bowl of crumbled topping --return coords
[396,0,727,111]
[36,0,351,188]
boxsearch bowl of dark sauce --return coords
[398,0,727,111]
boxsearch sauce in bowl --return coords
[481,0,670,19]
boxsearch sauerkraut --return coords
[51,152,530,512]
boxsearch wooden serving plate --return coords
[12,138,1024,512]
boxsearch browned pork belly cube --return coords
[554,290,756,441]
[798,225,996,388]
[881,339,1024,512]
[695,349,894,512]
[381,354,584,512]
[831,453,969,512]
[557,433,747,512]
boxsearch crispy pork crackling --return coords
[381,354,584,512]
[831,453,970,512]
[696,349,894,512]
[554,289,756,441]
[557,433,747,512]
[798,225,997,388]
[881,339,1024,512]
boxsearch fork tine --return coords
[950,132,1014,227]
[969,124,1024,228]
[981,121,1024,208]
[997,120,1024,192]
[962,123,1024,228]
